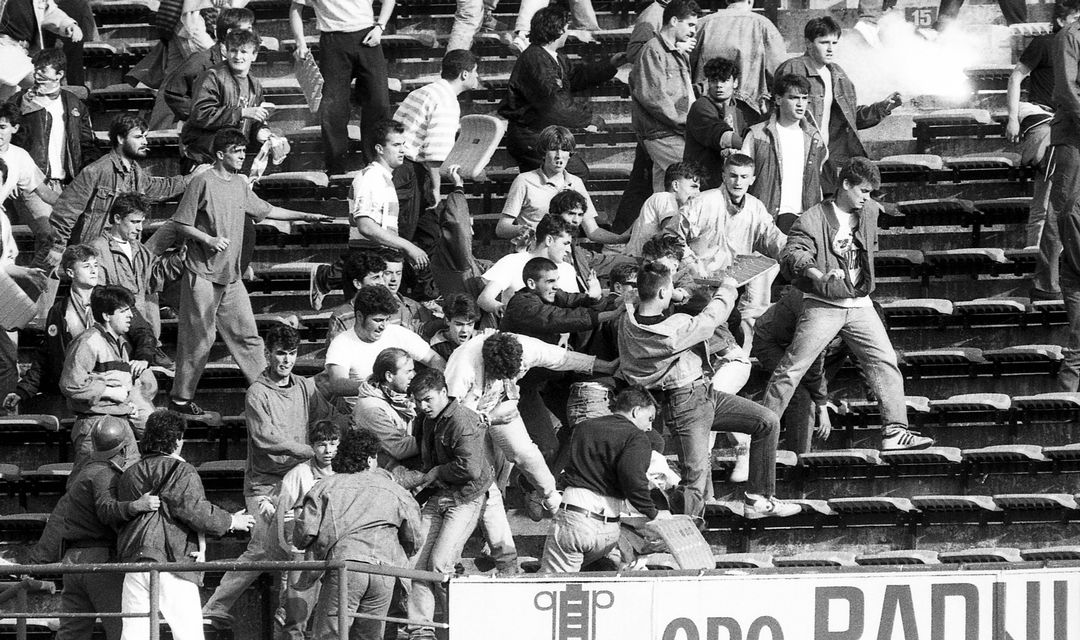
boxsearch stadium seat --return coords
[939,547,1024,563]
[713,553,773,569]
[855,550,940,565]
[773,552,858,568]
[827,496,918,515]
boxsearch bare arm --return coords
[324,364,362,396]
[1006,62,1033,142]
[289,2,308,57]
[581,216,630,244]
[356,217,429,267]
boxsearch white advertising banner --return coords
[449,567,1080,640]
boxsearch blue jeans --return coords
[1050,144,1080,390]
[313,563,393,640]
[539,510,620,573]
[661,383,779,517]
[407,493,485,638]
[763,300,908,432]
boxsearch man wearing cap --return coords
[56,418,160,640]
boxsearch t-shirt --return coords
[625,192,680,257]
[293,0,375,32]
[0,209,15,267]
[0,144,43,203]
[482,251,580,295]
[172,169,272,285]
[1019,33,1055,108]
[349,162,398,246]
[818,64,832,147]
[38,96,65,180]
[775,121,805,215]
[324,324,432,383]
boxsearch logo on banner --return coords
[533,583,614,640]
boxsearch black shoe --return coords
[152,347,175,370]
[170,400,206,417]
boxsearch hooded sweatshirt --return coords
[245,372,336,497]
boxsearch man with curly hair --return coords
[295,427,421,640]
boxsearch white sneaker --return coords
[881,427,935,451]
[743,495,801,519]
[308,264,328,311]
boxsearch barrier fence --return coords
[0,559,450,640]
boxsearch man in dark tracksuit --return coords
[57,417,159,640]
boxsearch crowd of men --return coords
[1,0,1074,637]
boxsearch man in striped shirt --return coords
[392,50,480,250]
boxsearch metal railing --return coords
[1,559,450,640]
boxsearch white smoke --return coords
[834,11,1013,104]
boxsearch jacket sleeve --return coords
[356,402,419,461]
[92,467,139,528]
[167,464,232,537]
[294,488,323,553]
[519,334,596,374]
[503,292,598,335]
[752,213,788,259]
[163,63,200,122]
[626,21,656,65]
[432,418,487,486]
[520,51,594,129]
[49,166,94,251]
[59,335,108,405]
[617,433,659,519]
[685,98,731,151]
[565,54,618,93]
[77,99,101,165]
[39,0,76,35]
[188,69,244,132]
[142,173,189,203]
[780,211,821,280]
[397,490,422,557]
[631,46,686,131]
[665,286,739,353]
[854,98,891,130]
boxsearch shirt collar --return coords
[533,168,568,187]
[108,150,134,175]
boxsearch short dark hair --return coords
[481,333,523,380]
[371,347,410,385]
[663,0,700,22]
[90,285,136,323]
[664,161,705,190]
[549,190,588,218]
[440,293,479,322]
[223,27,261,51]
[212,128,248,155]
[536,125,575,153]
[309,419,341,444]
[441,49,477,80]
[216,6,255,41]
[523,257,558,286]
[380,248,405,265]
[637,261,673,301]
[529,5,569,45]
[535,214,574,244]
[140,410,187,455]
[804,16,841,41]
[108,193,148,225]
[702,57,739,83]
[0,103,19,129]
[342,250,387,299]
[723,153,755,172]
[332,428,381,473]
[372,119,405,149]
[60,244,98,274]
[773,73,811,97]
[612,386,656,413]
[353,285,400,318]
[408,368,447,397]
[640,234,686,262]
[609,263,639,288]
[32,48,66,74]
[109,113,147,147]
[264,323,300,352]
[838,156,882,191]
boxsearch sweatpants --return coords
[172,271,266,402]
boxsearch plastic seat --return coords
[974,197,1032,227]
[962,444,1048,463]
[876,154,945,170]
[992,493,1078,510]
[939,547,1024,563]
[886,198,976,229]
[856,550,940,565]
[879,447,964,465]
[913,109,995,125]
[799,449,883,467]
[911,495,1001,512]
[773,552,857,568]
[827,496,918,514]
[713,553,773,569]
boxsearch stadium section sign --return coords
[450,567,1079,640]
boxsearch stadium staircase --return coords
[4,0,1080,637]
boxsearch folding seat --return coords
[773,551,858,568]
[855,549,940,565]
[938,547,1024,563]
[712,553,773,569]
[923,247,1011,278]
[882,298,954,330]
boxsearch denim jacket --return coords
[782,199,880,299]
[420,400,494,505]
[743,114,828,217]
[631,32,695,140]
[775,55,890,160]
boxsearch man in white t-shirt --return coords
[742,74,828,234]
[323,285,445,404]
[775,17,900,194]
[625,162,702,258]
[0,102,62,258]
[478,214,579,316]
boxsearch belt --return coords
[561,503,620,524]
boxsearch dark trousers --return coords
[47,0,97,86]
[57,547,123,640]
[517,368,572,463]
[612,142,654,233]
[1051,144,1080,390]
[395,159,438,250]
[938,0,1026,24]
[318,29,391,173]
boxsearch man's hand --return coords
[815,404,832,440]
[2,393,19,411]
[302,213,333,223]
[132,492,161,513]
[64,23,83,42]
[609,51,627,67]
[10,266,48,290]
[817,268,845,283]
[230,512,256,532]
[421,468,441,486]
[41,248,64,269]
[362,25,383,47]
[1006,116,1021,143]
[672,287,691,303]
[675,37,696,54]
[586,270,602,299]
[593,358,618,376]
[294,42,309,60]
[447,165,464,189]
[130,360,149,378]
[242,106,270,122]
[100,386,129,404]
[881,91,902,114]
[257,496,276,517]
[404,243,429,269]
[206,236,231,253]
[488,400,520,425]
